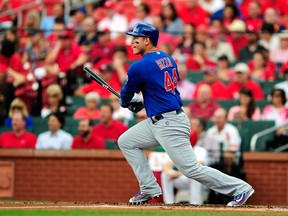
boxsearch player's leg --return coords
[153,112,253,204]
[118,119,162,197]
[189,179,204,205]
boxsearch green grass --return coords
[0,210,287,216]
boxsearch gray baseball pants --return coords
[118,110,252,197]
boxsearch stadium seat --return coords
[32,117,48,136]
[64,117,80,136]
[186,71,204,83]
[105,140,119,150]
[0,127,11,134]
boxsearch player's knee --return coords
[117,133,128,149]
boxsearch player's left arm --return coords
[120,64,142,102]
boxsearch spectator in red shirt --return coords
[227,62,264,100]
[193,67,229,100]
[45,30,87,97]
[45,30,87,75]
[189,84,221,120]
[0,112,36,148]
[74,58,121,98]
[248,51,275,82]
[73,92,101,120]
[226,19,248,58]
[185,42,216,71]
[93,104,128,142]
[72,119,105,149]
[88,28,115,65]
[244,1,263,33]
[0,29,36,113]
[178,0,209,27]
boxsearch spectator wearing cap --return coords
[192,67,229,100]
[0,112,37,149]
[258,22,280,52]
[238,26,265,63]
[71,119,105,149]
[73,92,101,119]
[178,0,209,27]
[78,16,98,52]
[189,84,221,120]
[227,63,264,100]
[45,28,87,98]
[93,104,128,142]
[74,58,120,98]
[248,51,275,82]
[216,55,235,82]
[185,42,216,71]
[270,30,288,64]
[226,19,248,58]
[160,2,184,37]
[36,112,73,150]
[97,0,128,40]
[129,3,153,31]
[206,27,235,63]
[176,63,196,100]
[45,29,87,75]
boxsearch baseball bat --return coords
[83,66,121,98]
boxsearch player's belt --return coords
[151,109,183,124]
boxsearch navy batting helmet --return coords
[126,23,159,46]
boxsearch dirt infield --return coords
[0,201,288,214]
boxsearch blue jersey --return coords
[120,50,183,117]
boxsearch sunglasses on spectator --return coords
[48,94,59,98]
[12,106,23,110]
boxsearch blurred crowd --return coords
[0,0,288,151]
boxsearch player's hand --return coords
[119,99,144,113]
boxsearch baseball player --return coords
[118,23,255,206]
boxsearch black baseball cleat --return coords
[129,191,163,205]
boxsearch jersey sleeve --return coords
[120,63,143,102]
